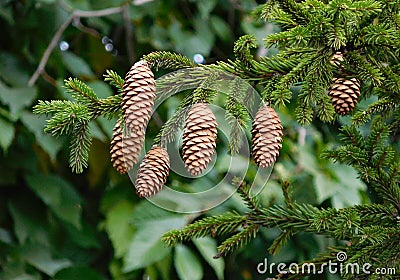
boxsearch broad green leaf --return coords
[64,222,101,249]
[19,244,72,276]
[20,111,64,161]
[0,260,41,280]
[25,174,83,229]
[174,244,203,280]
[314,172,338,203]
[193,237,224,280]
[62,52,94,78]
[196,0,217,18]
[331,164,366,208]
[123,208,186,272]
[314,164,365,207]
[8,200,50,246]
[0,82,36,118]
[37,0,57,3]
[0,118,15,152]
[130,200,180,224]
[0,6,15,25]
[62,0,90,10]
[0,53,30,86]
[87,81,112,99]
[104,200,136,257]
[0,227,13,244]
[210,16,232,43]
[54,266,105,280]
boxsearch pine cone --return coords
[135,146,170,198]
[110,120,143,174]
[328,77,360,115]
[122,60,156,163]
[251,105,283,168]
[182,103,218,176]
[330,52,344,66]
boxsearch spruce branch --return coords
[225,77,251,154]
[352,97,397,125]
[103,69,124,92]
[42,103,89,137]
[234,178,261,214]
[268,229,293,255]
[162,211,245,246]
[142,51,196,71]
[214,224,259,258]
[69,120,91,173]
[64,77,98,104]
[233,35,257,67]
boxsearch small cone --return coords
[330,52,344,66]
[328,77,360,115]
[122,60,156,164]
[135,146,170,198]
[182,103,218,176]
[251,105,283,168]
[110,120,143,174]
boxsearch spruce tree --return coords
[34,1,400,278]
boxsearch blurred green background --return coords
[0,1,366,279]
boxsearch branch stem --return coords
[28,5,124,87]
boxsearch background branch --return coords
[28,5,124,87]
[123,4,135,64]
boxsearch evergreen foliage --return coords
[34,0,400,278]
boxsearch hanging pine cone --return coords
[122,60,156,163]
[330,52,344,66]
[135,146,170,198]
[182,103,218,176]
[328,77,360,115]
[251,105,283,168]
[110,120,143,174]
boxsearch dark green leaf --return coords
[0,83,36,118]
[174,244,203,280]
[123,215,186,272]
[20,244,72,276]
[54,266,105,280]
[25,174,83,229]
[20,111,64,161]
[193,237,224,280]
[0,118,15,152]
[103,200,136,257]
[61,52,94,78]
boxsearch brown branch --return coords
[28,5,124,87]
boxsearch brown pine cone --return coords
[110,120,143,174]
[328,77,361,115]
[135,146,170,198]
[122,60,156,163]
[251,105,283,168]
[182,103,218,176]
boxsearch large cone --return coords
[251,105,283,168]
[328,77,360,116]
[182,103,218,176]
[110,120,143,174]
[135,146,170,198]
[122,60,156,164]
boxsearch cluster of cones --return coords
[110,61,284,198]
[111,54,361,198]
